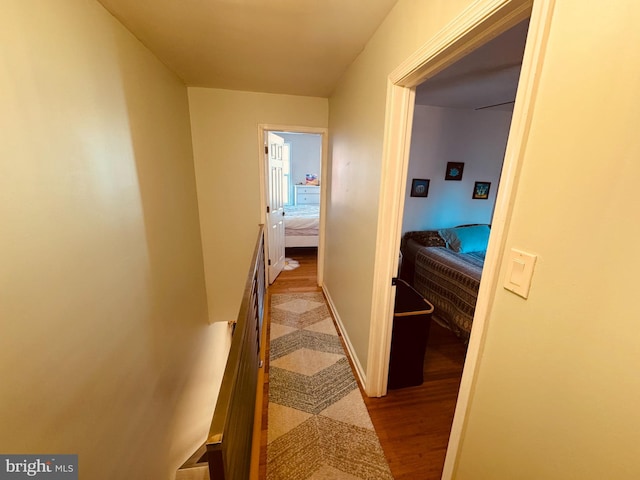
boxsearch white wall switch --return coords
[504,248,537,299]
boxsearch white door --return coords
[267,132,286,283]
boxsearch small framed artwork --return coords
[473,181,491,199]
[410,178,430,197]
[445,162,465,180]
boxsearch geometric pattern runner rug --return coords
[267,292,394,480]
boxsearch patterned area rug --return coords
[267,292,393,480]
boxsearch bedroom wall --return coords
[188,88,328,322]
[0,1,226,480]
[402,105,512,233]
[325,0,477,374]
[278,132,323,188]
[453,1,640,478]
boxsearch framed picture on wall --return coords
[445,162,465,180]
[473,181,491,199]
[410,178,430,197]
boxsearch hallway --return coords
[259,248,466,479]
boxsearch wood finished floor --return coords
[259,247,466,480]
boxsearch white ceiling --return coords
[98,0,400,97]
[415,19,530,110]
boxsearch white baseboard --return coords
[322,285,367,389]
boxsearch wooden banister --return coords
[178,225,266,480]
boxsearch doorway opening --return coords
[400,17,530,361]
[366,0,555,477]
[258,125,328,286]
[381,18,530,479]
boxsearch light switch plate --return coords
[504,248,537,298]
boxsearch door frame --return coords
[258,124,329,286]
[366,0,555,477]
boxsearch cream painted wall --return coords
[454,1,640,477]
[0,1,225,479]
[402,105,512,233]
[188,88,328,322]
[326,0,477,372]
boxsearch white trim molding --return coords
[366,0,556,477]
[365,80,415,397]
[323,285,367,388]
[391,0,533,88]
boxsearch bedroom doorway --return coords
[367,0,555,477]
[258,125,329,286]
[380,17,531,479]
[398,18,531,338]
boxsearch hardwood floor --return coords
[267,247,322,294]
[259,248,466,479]
[363,322,467,479]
